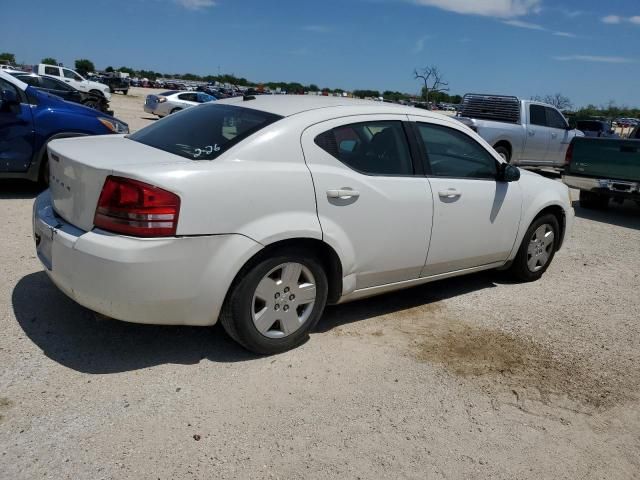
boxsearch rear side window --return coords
[417,123,497,179]
[178,93,197,102]
[530,105,547,126]
[44,66,59,76]
[314,121,413,176]
[128,104,282,160]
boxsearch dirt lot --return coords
[0,91,639,479]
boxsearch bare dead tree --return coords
[532,93,573,111]
[413,66,449,103]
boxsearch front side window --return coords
[128,104,282,161]
[530,105,547,126]
[417,123,497,179]
[314,121,413,176]
[546,107,568,129]
[40,76,72,91]
[63,69,83,81]
[44,66,59,76]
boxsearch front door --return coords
[409,117,522,276]
[301,116,433,290]
[544,106,572,167]
[0,78,34,173]
[522,104,551,165]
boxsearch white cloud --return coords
[301,25,332,33]
[503,19,545,30]
[412,0,541,18]
[175,0,215,9]
[553,55,636,64]
[602,14,640,25]
[553,31,577,38]
[602,15,622,24]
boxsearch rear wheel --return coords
[220,252,328,354]
[579,191,609,209]
[494,145,511,162]
[509,214,559,282]
[122,90,128,95]
[170,108,181,114]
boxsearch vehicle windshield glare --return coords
[128,104,282,160]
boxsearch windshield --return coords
[128,104,282,160]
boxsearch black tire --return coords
[220,251,328,354]
[579,190,609,209]
[509,214,560,282]
[38,153,50,188]
[170,108,181,114]
[89,89,105,98]
[494,145,511,162]
[122,90,128,95]
[82,99,100,110]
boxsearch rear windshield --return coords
[159,90,178,96]
[128,104,282,160]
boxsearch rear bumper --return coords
[33,190,262,326]
[563,174,640,198]
[143,104,158,115]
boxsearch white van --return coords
[36,64,111,99]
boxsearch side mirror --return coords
[0,89,20,112]
[498,163,520,182]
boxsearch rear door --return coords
[409,116,522,276]
[522,104,551,164]
[544,107,572,166]
[301,116,433,289]
[0,77,34,173]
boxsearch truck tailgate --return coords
[569,137,640,181]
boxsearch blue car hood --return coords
[27,86,116,120]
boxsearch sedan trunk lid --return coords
[47,135,190,232]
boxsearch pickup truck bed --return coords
[563,137,640,208]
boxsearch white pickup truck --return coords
[458,94,583,168]
[35,64,111,100]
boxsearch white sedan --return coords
[144,90,215,117]
[34,97,574,354]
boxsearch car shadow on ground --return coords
[0,180,43,199]
[318,272,500,332]
[13,270,500,374]
[573,200,640,231]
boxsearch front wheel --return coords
[509,214,559,282]
[220,253,328,354]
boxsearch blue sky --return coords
[1,0,638,107]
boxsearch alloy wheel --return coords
[251,262,317,339]
[527,224,555,272]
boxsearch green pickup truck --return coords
[563,134,640,209]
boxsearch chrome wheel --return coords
[251,262,316,339]
[527,224,555,272]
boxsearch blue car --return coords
[0,71,128,184]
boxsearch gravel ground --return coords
[0,90,639,479]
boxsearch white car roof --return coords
[215,95,443,119]
[0,70,27,90]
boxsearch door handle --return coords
[327,189,360,199]
[551,132,558,139]
[528,130,535,136]
[438,188,462,199]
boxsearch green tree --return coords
[41,57,58,65]
[105,66,114,72]
[0,52,16,64]
[74,59,95,76]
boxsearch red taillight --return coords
[94,176,180,237]
[564,141,574,167]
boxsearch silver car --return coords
[144,91,215,117]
